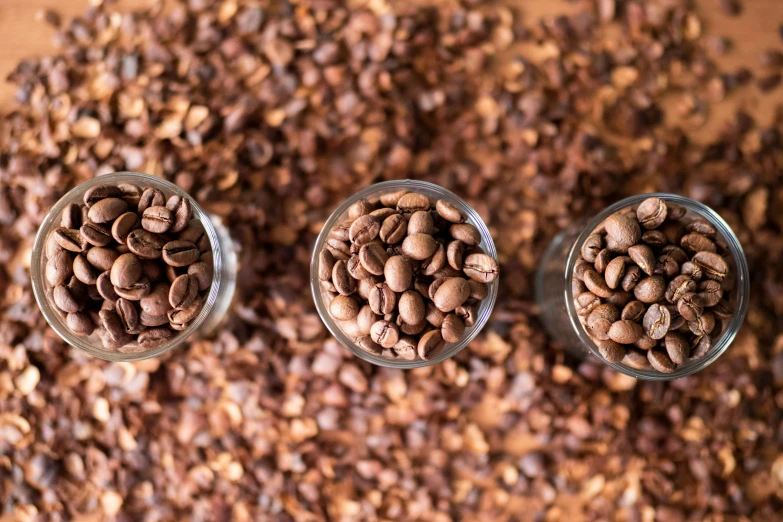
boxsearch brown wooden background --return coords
[0,0,781,142]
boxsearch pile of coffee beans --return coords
[318,190,499,361]
[574,197,735,373]
[43,183,213,352]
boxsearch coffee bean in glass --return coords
[161,240,200,267]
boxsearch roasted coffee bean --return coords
[691,334,712,359]
[110,212,139,245]
[96,271,119,303]
[692,251,729,281]
[344,255,370,281]
[575,292,601,316]
[633,276,665,303]
[623,348,652,369]
[332,260,356,296]
[449,223,481,245]
[689,311,716,335]
[435,199,466,223]
[140,311,169,327]
[680,261,703,281]
[110,253,142,288]
[583,270,613,298]
[455,303,478,327]
[141,206,173,233]
[408,211,435,235]
[368,283,396,316]
[53,283,85,313]
[441,314,465,343]
[643,303,671,340]
[608,320,643,344]
[358,276,381,301]
[385,256,413,293]
[398,290,425,325]
[88,198,128,224]
[100,309,126,339]
[467,280,488,301]
[606,290,632,308]
[666,204,687,220]
[463,253,499,283]
[66,311,94,336]
[574,259,592,281]
[425,300,447,327]
[592,249,610,273]
[664,332,689,365]
[681,233,716,254]
[605,212,641,250]
[397,193,431,213]
[604,256,626,289]
[188,262,213,292]
[697,279,723,307]
[621,301,646,322]
[655,255,679,278]
[318,249,335,281]
[687,218,717,238]
[168,296,202,325]
[115,278,152,301]
[359,242,388,276]
[573,275,588,297]
[80,221,113,247]
[596,339,626,363]
[61,203,82,229]
[46,250,73,287]
[349,215,380,245]
[393,336,418,360]
[137,327,173,349]
[357,306,380,335]
[677,292,703,321]
[348,199,374,220]
[127,229,166,259]
[354,335,383,355]
[432,265,462,280]
[642,230,667,246]
[115,298,140,332]
[581,234,603,263]
[428,277,447,301]
[634,333,657,351]
[636,197,667,229]
[84,184,123,207]
[54,228,87,253]
[665,275,696,303]
[628,244,656,276]
[420,243,447,276]
[369,208,396,221]
[620,265,642,292]
[328,220,352,242]
[101,330,133,350]
[169,274,199,309]
[379,214,407,244]
[179,219,209,251]
[329,295,359,321]
[418,330,445,360]
[377,190,407,208]
[72,254,101,285]
[370,320,399,348]
[161,240,199,267]
[138,187,166,214]
[165,195,193,233]
[118,183,142,207]
[402,233,437,260]
[712,299,735,320]
[140,283,172,316]
[433,277,470,312]
[586,316,612,341]
[647,350,676,373]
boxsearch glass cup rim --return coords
[310,179,499,368]
[564,193,750,380]
[31,171,223,362]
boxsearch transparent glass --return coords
[311,180,499,368]
[536,194,749,380]
[31,172,237,362]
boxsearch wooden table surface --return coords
[0,0,781,142]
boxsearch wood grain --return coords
[0,0,780,142]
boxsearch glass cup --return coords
[311,180,499,368]
[535,193,749,380]
[31,172,237,362]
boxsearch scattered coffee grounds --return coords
[1,0,782,519]
[319,191,498,361]
[574,197,735,373]
[43,183,213,352]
